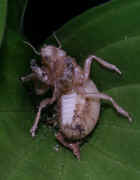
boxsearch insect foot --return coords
[30,125,37,137]
[20,76,25,82]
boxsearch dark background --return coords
[23,0,110,46]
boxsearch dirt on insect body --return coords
[21,34,132,159]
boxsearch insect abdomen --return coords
[59,80,100,140]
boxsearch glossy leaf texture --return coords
[0,0,7,47]
[7,0,28,32]
[1,0,140,179]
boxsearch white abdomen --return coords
[61,93,77,126]
[59,80,100,140]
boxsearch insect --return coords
[21,34,132,160]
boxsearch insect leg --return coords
[53,32,62,49]
[84,55,122,81]
[20,73,36,82]
[20,59,43,83]
[30,84,58,137]
[30,97,56,137]
[86,92,132,122]
[20,72,48,95]
[56,132,81,160]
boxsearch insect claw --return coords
[19,76,24,82]
[30,126,37,137]
[128,115,133,123]
[116,67,122,75]
[69,143,81,160]
[112,65,122,75]
[32,132,35,137]
[31,131,35,137]
[75,152,80,160]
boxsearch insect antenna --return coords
[23,41,41,55]
[53,32,62,49]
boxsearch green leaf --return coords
[7,0,28,32]
[0,0,7,47]
[1,0,140,179]
[48,0,140,55]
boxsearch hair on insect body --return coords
[21,34,132,160]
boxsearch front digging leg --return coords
[30,97,56,137]
[56,132,81,160]
[30,83,60,137]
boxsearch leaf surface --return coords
[0,0,7,47]
[7,0,28,32]
[1,0,140,179]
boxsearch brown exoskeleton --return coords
[21,35,132,160]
